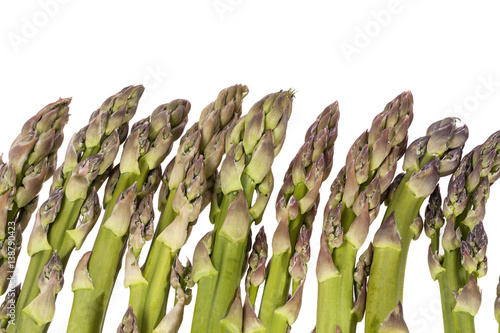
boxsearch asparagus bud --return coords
[22,252,63,326]
[66,189,101,250]
[117,306,140,333]
[9,98,70,183]
[460,222,488,278]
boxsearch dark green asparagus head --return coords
[424,185,445,239]
[63,85,144,176]
[128,194,155,257]
[199,84,248,153]
[121,99,190,175]
[460,222,488,278]
[324,91,413,244]
[9,98,71,184]
[276,102,339,227]
[245,227,268,291]
[159,84,247,204]
[442,130,500,229]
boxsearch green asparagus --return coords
[366,117,468,333]
[10,85,144,333]
[130,84,247,332]
[317,91,413,333]
[191,89,294,333]
[66,99,189,333]
[254,101,340,333]
[425,131,500,333]
[0,98,70,295]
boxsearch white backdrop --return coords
[1,1,500,332]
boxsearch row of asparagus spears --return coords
[0,84,498,333]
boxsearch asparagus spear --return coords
[254,102,340,332]
[130,84,247,332]
[66,99,189,333]
[9,85,144,333]
[67,186,148,333]
[0,99,71,295]
[316,91,413,333]
[365,117,468,333]
[191,89,294,333]
[424,132,500,333]
[8,97,71,225]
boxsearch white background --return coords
[1,1,500,332]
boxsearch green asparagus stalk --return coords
[191,89,294,333]
[152,257,193,333]
[0,98,71,295]
[251,102,339,332]
[66,185,146,333]
[66,99,189,333]
[316,91,413,333]
[365,117,468,333]
[424,131,500,333]
[9,85,144,333]
[130,84,247,332]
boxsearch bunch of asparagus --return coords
[1,84,500,333]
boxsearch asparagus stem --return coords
[140,246,174,333]
[10,85,146,333]
[256,102,339,333]
[317,91,414,333]
[425,131,500,332]
[366,118,469,332]
[437,254,461,333]
[192,90,294,332]
[131,86,247,331]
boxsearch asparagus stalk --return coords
[152,257,193,333]
[0,99,71,295]
[9,85,144,333]
[130,84,247,332]
[425,131,500,333]
[65,99,188,333]
[245,226,268,308]
[316,91,413,333]
[253,102,339,332]
[365,117,468,332]
[191,89,294,333]
[67,186,149,333]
